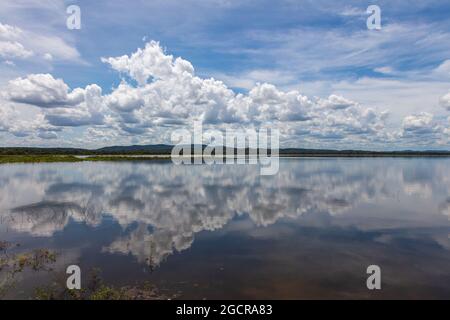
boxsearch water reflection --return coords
[0,158,450,298]
[1,159,449,266]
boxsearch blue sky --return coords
[0,0,449,150]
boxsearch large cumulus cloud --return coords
[0,102,58,139]
[440,91,450,111]
[401,112,449,144]
[0,41,448,148]
[5,73,83,108]
[3,75,108,130]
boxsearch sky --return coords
[0,0,449,150]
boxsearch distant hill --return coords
[96,144,174,154]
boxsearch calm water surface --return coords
[1,158,450,299]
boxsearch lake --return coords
[1,158,450,299]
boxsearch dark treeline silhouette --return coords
[1,145,450,157]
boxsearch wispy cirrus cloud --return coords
[0,22,82,64]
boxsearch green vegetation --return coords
[35,281,171,300]
[11,249,57,274]
[1,143,450,164]
[0,247,57,275]
[33,268,173,300]
[1,150,450,164]
[0,155,83,164]
[0,145,173,156]
[1,241,174,300]
[83,155,170,162]
[1,145,450,158]
[0,155,170,164]
[0,242,58,298]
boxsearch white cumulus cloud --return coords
[0,41,449,149]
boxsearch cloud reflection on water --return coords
[0,158,449,266]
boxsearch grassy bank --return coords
[0,155,83,164]
[1,153,450,164]
[0,155,171,164]
[83,155,170,161]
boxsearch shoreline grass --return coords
[0,155,83,164]
[83,155,171,162]
[1,153,450,164]
[0,155,172,164]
